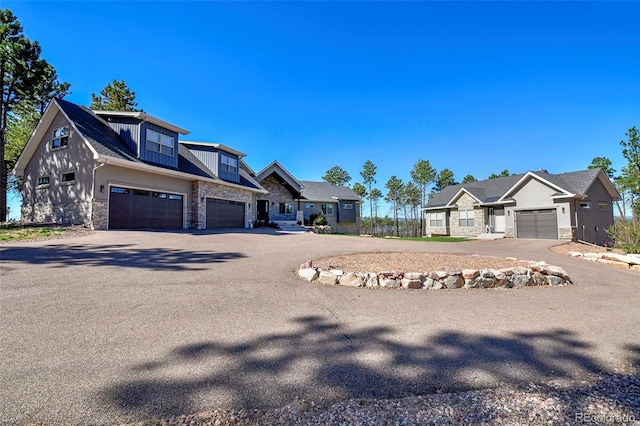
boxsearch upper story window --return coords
[52,126,69,149]
[220,154,238,174]
[580,202,591,210]
[61,171,76,185]
[146,129,174,156]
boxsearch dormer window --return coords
[52,126,69,149]
[146,129,174,156]
[220,154,237,174]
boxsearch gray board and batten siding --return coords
[184,144,240,184]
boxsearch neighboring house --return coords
[13,98,267,230]
[255,161,362,234]
[423,169,620,245]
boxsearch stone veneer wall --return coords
[450,194,484,237]
[92,200,108,230]
[258,175,297,221]
[22,201,92,227]
[192,181,255,229]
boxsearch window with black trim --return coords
[279,202,293,214]
[321,204,334,215]
[37,176,50,186]
[52,126,69,149]
[580,202,592,210]
[598,202,609,210]
[61,171,76,184]
[146,129,174,156]
[220,154,238,174]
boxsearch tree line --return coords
[1,8,142,220]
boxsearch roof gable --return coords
[256,161,303,192]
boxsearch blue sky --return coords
[5,1,640,219]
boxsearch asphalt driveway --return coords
[1,230,638,424]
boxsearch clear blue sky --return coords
[6,1,640,219]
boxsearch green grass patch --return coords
[392,236,469,242]
[0,224,65,241]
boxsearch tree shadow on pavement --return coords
[0,243,246,271]
[99,315,638,421]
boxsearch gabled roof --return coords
[424,168,620,210]
[13,98,266,193]
[255,160,303,192]
[180,140,246,158]
[93,110,189,135]
[298,181,360,202]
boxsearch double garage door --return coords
[516,209,558,239]
[109,186,184,229]
[206,198,245,228]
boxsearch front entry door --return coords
[257,200,269,222]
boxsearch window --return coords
[52,126,69,149]
[429,211,444,227]
[61,171,75,184]
[598,202,609,210]
[168,194,182,200]
[305,203,314,209]
[459,209,475,227]
[342,203,354,209]
[580,202,592,210]
[321,204,334,215]
[220,154,238,174]
[111,187,129,194]
[37,176,50,186]
[146,129,174,156]
[279,202,293,214]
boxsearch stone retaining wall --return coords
[569,251,640,271]
[297,260,573,289]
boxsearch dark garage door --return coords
[516,209,558,239]
[206,198,245,228]
[109,186,183,229]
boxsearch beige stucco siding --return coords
[505,178,572,240]
[21,111,95,225]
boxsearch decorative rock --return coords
[340,272,364,287]
[531,271,547,286]
[379,277,399,288]
[404,272,424,281]
[298,268,319,282]
[424,278,443,290]
[631,265,640,271]
[444,274,464,289]
[511,273,531,288]
[546,275,565,286]
[379,270,403,279]
[480,269,496,278]
[429,271,448,280]
[541,265,569,279]
[499,267,514,276]
[401,278,423,289]
[329,269,345,276]
[493,271,510,288]
[317,270,338,285]
[300,259,313,269]
[569,251,582,257]
[512,266,530,275]
[462,269,480,280]
[506,257,518,261]
[364,273,380,287]
[583,252,603,259]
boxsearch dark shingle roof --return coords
[299,181,360,202]
[425,168,606,209]
[56,98,263,192]
[56,98,139,161]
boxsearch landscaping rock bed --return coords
[298,256,573,289]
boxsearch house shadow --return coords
[0,243,246,271]
[99,315,639,421]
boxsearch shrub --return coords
[313,214,327,226]
[607,220,640,254]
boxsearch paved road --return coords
[1,230,638,424]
